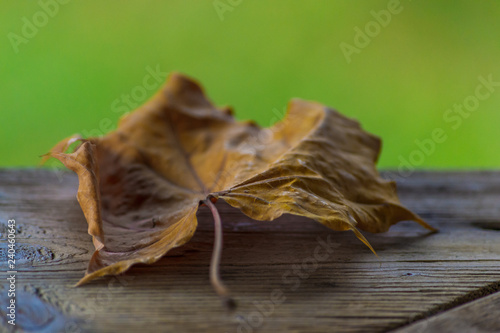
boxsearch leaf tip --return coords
[40,134,83,165]
[415,217,439,233]
[351,226,378,257]
[74,277,88,288]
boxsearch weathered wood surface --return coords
[0,169,499,333]
[393,291,500,333]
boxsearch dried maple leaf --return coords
[45,73,435,304]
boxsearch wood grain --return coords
[0,169,499,332]
[393,291,500,333]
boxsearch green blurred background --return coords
[1,0,499,168]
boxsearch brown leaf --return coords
[46,73,435,295]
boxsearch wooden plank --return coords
[0,169,499,332]
[393,291,500,333]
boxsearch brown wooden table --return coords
[1,169,499,333]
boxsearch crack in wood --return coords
[388,280,500,332]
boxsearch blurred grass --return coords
[1,0,499,168]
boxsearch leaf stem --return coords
[204,198,236,309]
